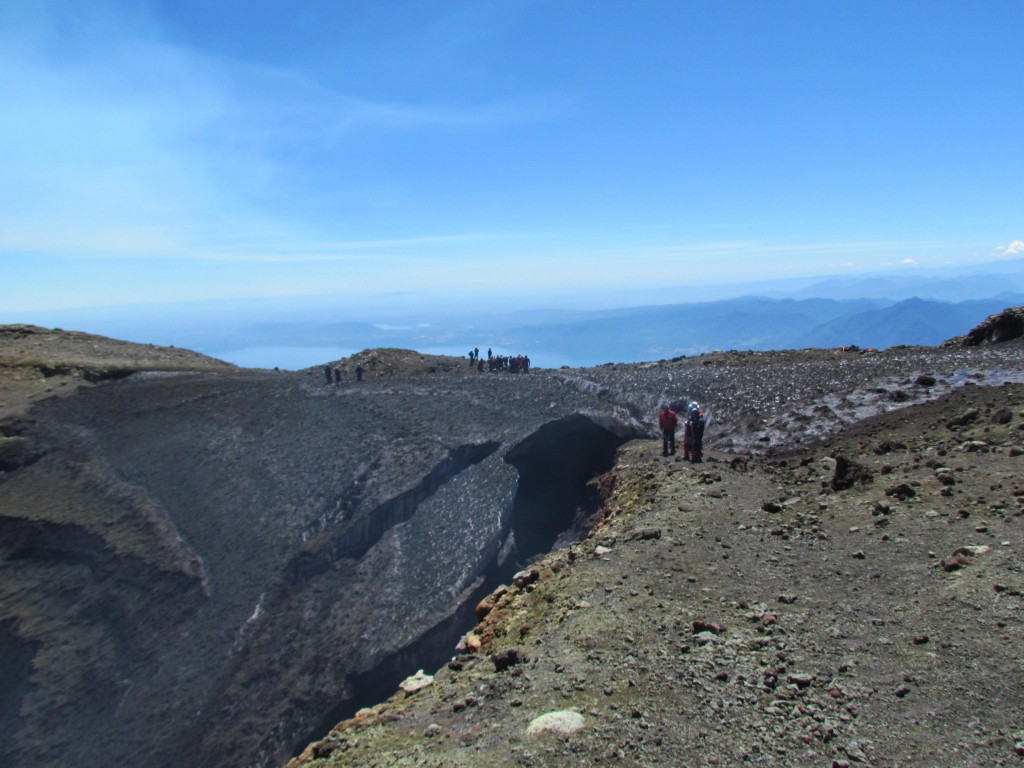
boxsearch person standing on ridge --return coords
[686,402,706,463]
[324,364,332,385]
[355,364,364,382]
[683,401,696,461]
[659,404,678,457]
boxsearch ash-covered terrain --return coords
[2,314,1024,768]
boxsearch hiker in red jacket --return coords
[659,405,678,457]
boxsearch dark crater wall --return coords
[0,369,641,768]
[295,415,631,751]
[505,413,627,555]
[287,440,501,584]
[0,620,37,761]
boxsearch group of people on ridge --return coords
[468,347,530,373]
[659,402,705,462]
[324,363,363,385]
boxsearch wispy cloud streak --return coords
[0,5,571,264]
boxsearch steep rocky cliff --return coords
[2,326,1024,768]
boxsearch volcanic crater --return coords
[2,321,1024,768]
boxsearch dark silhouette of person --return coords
[333,367,341,386]
[686,403,706,463]
[356,364,364,382]
[324,364,332,385]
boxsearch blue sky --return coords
[2,0,1023,315]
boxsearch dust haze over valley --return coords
[4,308,1024,767]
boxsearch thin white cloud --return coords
[996,240,1024,256]
[318,88,573,131]
[0,225,183,255]
[0,6,572,267]
[186,232,537,263]
[211,233,523,254]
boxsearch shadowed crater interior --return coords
[505,414,629,558]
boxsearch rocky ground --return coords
[290,367,1024,767]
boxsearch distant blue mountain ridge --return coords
[6,258,1024,368]
[493,295,1024,364]
[204,294,1024,367]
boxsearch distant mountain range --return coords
[199,294,1023,367]
[493,295,1024,364]
[787,269,1024,302]
[5,258,1024,368]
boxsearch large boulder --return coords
[944,307,1024,346]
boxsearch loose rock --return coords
[525,710,585,737]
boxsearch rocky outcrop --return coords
[943,306,1024,346]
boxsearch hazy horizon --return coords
[5,263,1022,370]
